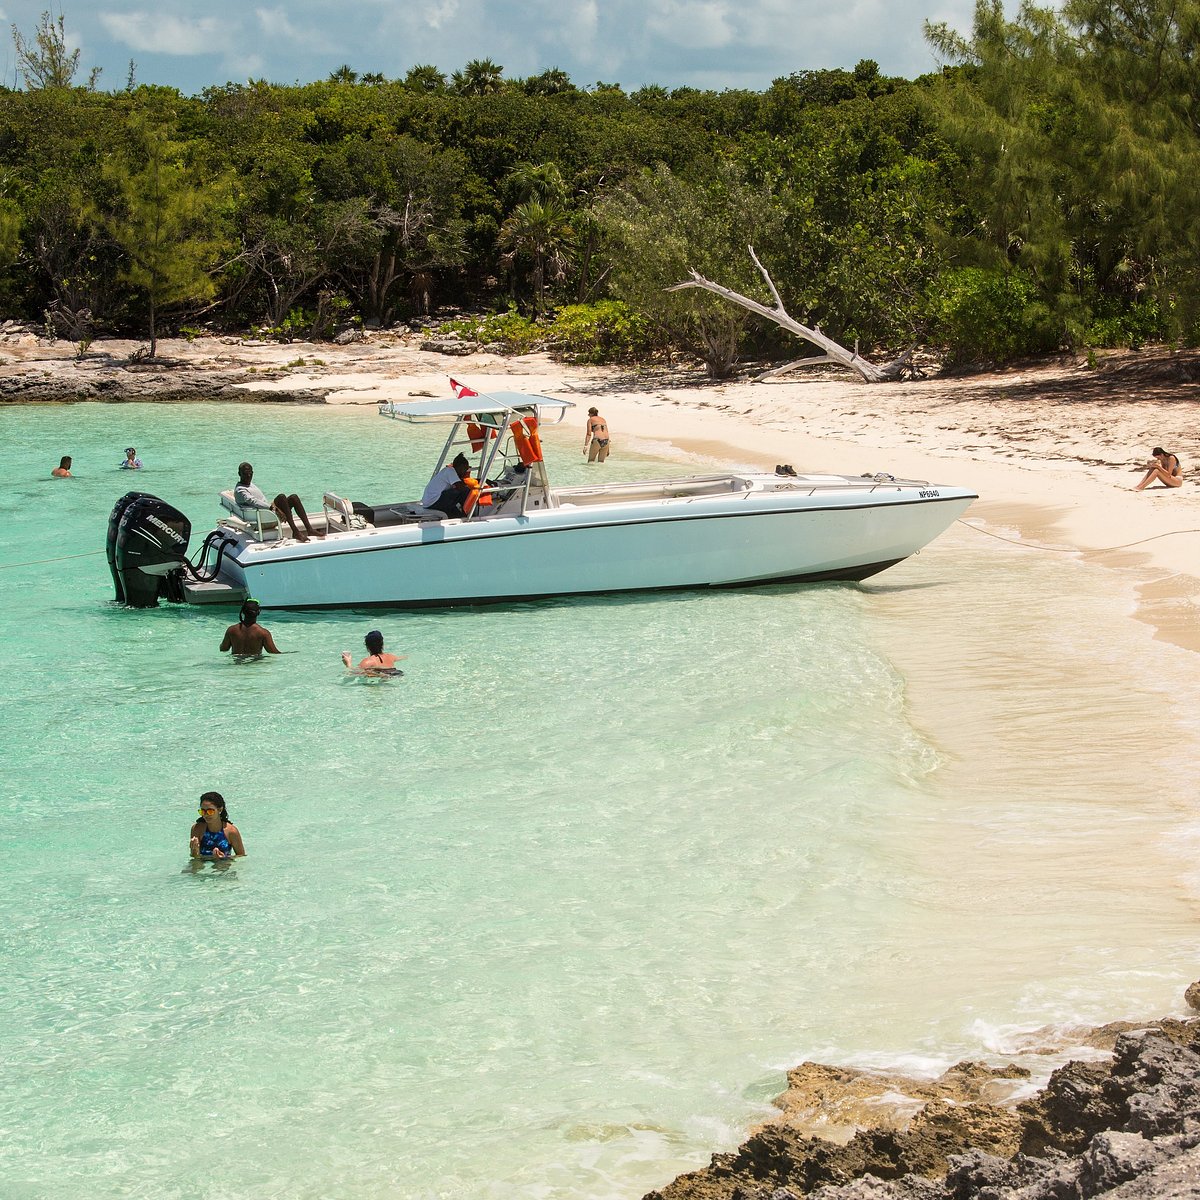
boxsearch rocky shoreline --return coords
[646,987,1200,1200]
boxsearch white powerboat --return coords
[106,386,977,610]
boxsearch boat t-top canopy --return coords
[378,391,574,423]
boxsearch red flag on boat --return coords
[449,378,478,399]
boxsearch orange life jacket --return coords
[465,418,496,453]
[462,477,493,515]
[510,416,543,466]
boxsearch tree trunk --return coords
[668,247,897,383]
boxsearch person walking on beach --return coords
[342,629,404,675]
[120,447,142,470]
[52,455,72,478]
[220,599,281,658]
[584,408,611,463]
[189,792,245,859]
[1134,446,1183,490]
[235,461,320,542]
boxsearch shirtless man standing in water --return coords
[220,599,281,657]
[584,407,611,463]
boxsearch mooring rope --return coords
[957,519,1200,557]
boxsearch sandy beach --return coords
[5,326,1196,650]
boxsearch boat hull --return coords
[219,488,975,610]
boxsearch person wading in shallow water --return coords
[219,599,281,658]
[51,455,72,478]
[189,792,245,859]
[342,629,404,676]
[584,408,611,463]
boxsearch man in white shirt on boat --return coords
[421,452,471,507]
[235,461,320,543]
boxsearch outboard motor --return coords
[107,491,154,603]
[111,494,192,608]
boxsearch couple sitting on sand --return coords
[1135,446,1184,490]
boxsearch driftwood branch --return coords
[667,248,917,383]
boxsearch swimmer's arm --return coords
[227,825,246,856]
[262,629,281,654]
[219,627,234,653]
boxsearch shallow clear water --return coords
[2,402,1198,1199]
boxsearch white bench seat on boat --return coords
[218,490,285,542]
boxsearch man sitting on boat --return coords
[235,461,321,543]
[421,452,471,507]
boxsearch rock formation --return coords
[645,995,1200,1200]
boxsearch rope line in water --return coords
[957,519,1200,556]
[0,549,106,570]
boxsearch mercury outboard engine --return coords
[106,491,152,604]
[108,493,191,607]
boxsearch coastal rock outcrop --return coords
[645,992,1200,1200]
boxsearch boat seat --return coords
[366,502,446,527]
[322,492,369,533]
[218,490,285,542]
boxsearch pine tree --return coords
[925,0,1200,343]
[11,12,100,89]
[92,118,232,358]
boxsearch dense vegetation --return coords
[1,2,1197,373]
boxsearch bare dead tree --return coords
[668,247,919,383]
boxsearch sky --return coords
[0,0,977,96]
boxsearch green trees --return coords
[924,0,1200,349]
[12,11,100,90]
[0,28,1191,366]
[498,199,576,315]
[452,59,505,96]
[598,162,784,377]
[92,116,232,356]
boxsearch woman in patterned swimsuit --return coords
[189,792,246,859]
[584,407,611,463]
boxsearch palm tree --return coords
[523,67,575,96]
[498,199,576,315]
[452,58,504,95]
[504,162,568,208]
[329,64,358,84]
[404,64,446,93]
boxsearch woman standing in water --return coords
[189,792,245,859]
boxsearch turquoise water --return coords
[2,402,1199,1199]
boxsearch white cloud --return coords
[97,12,230,56]
[423,0,461,33]
[223,49,265,80]
[253,7,329,50]
[645,0,736,50]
